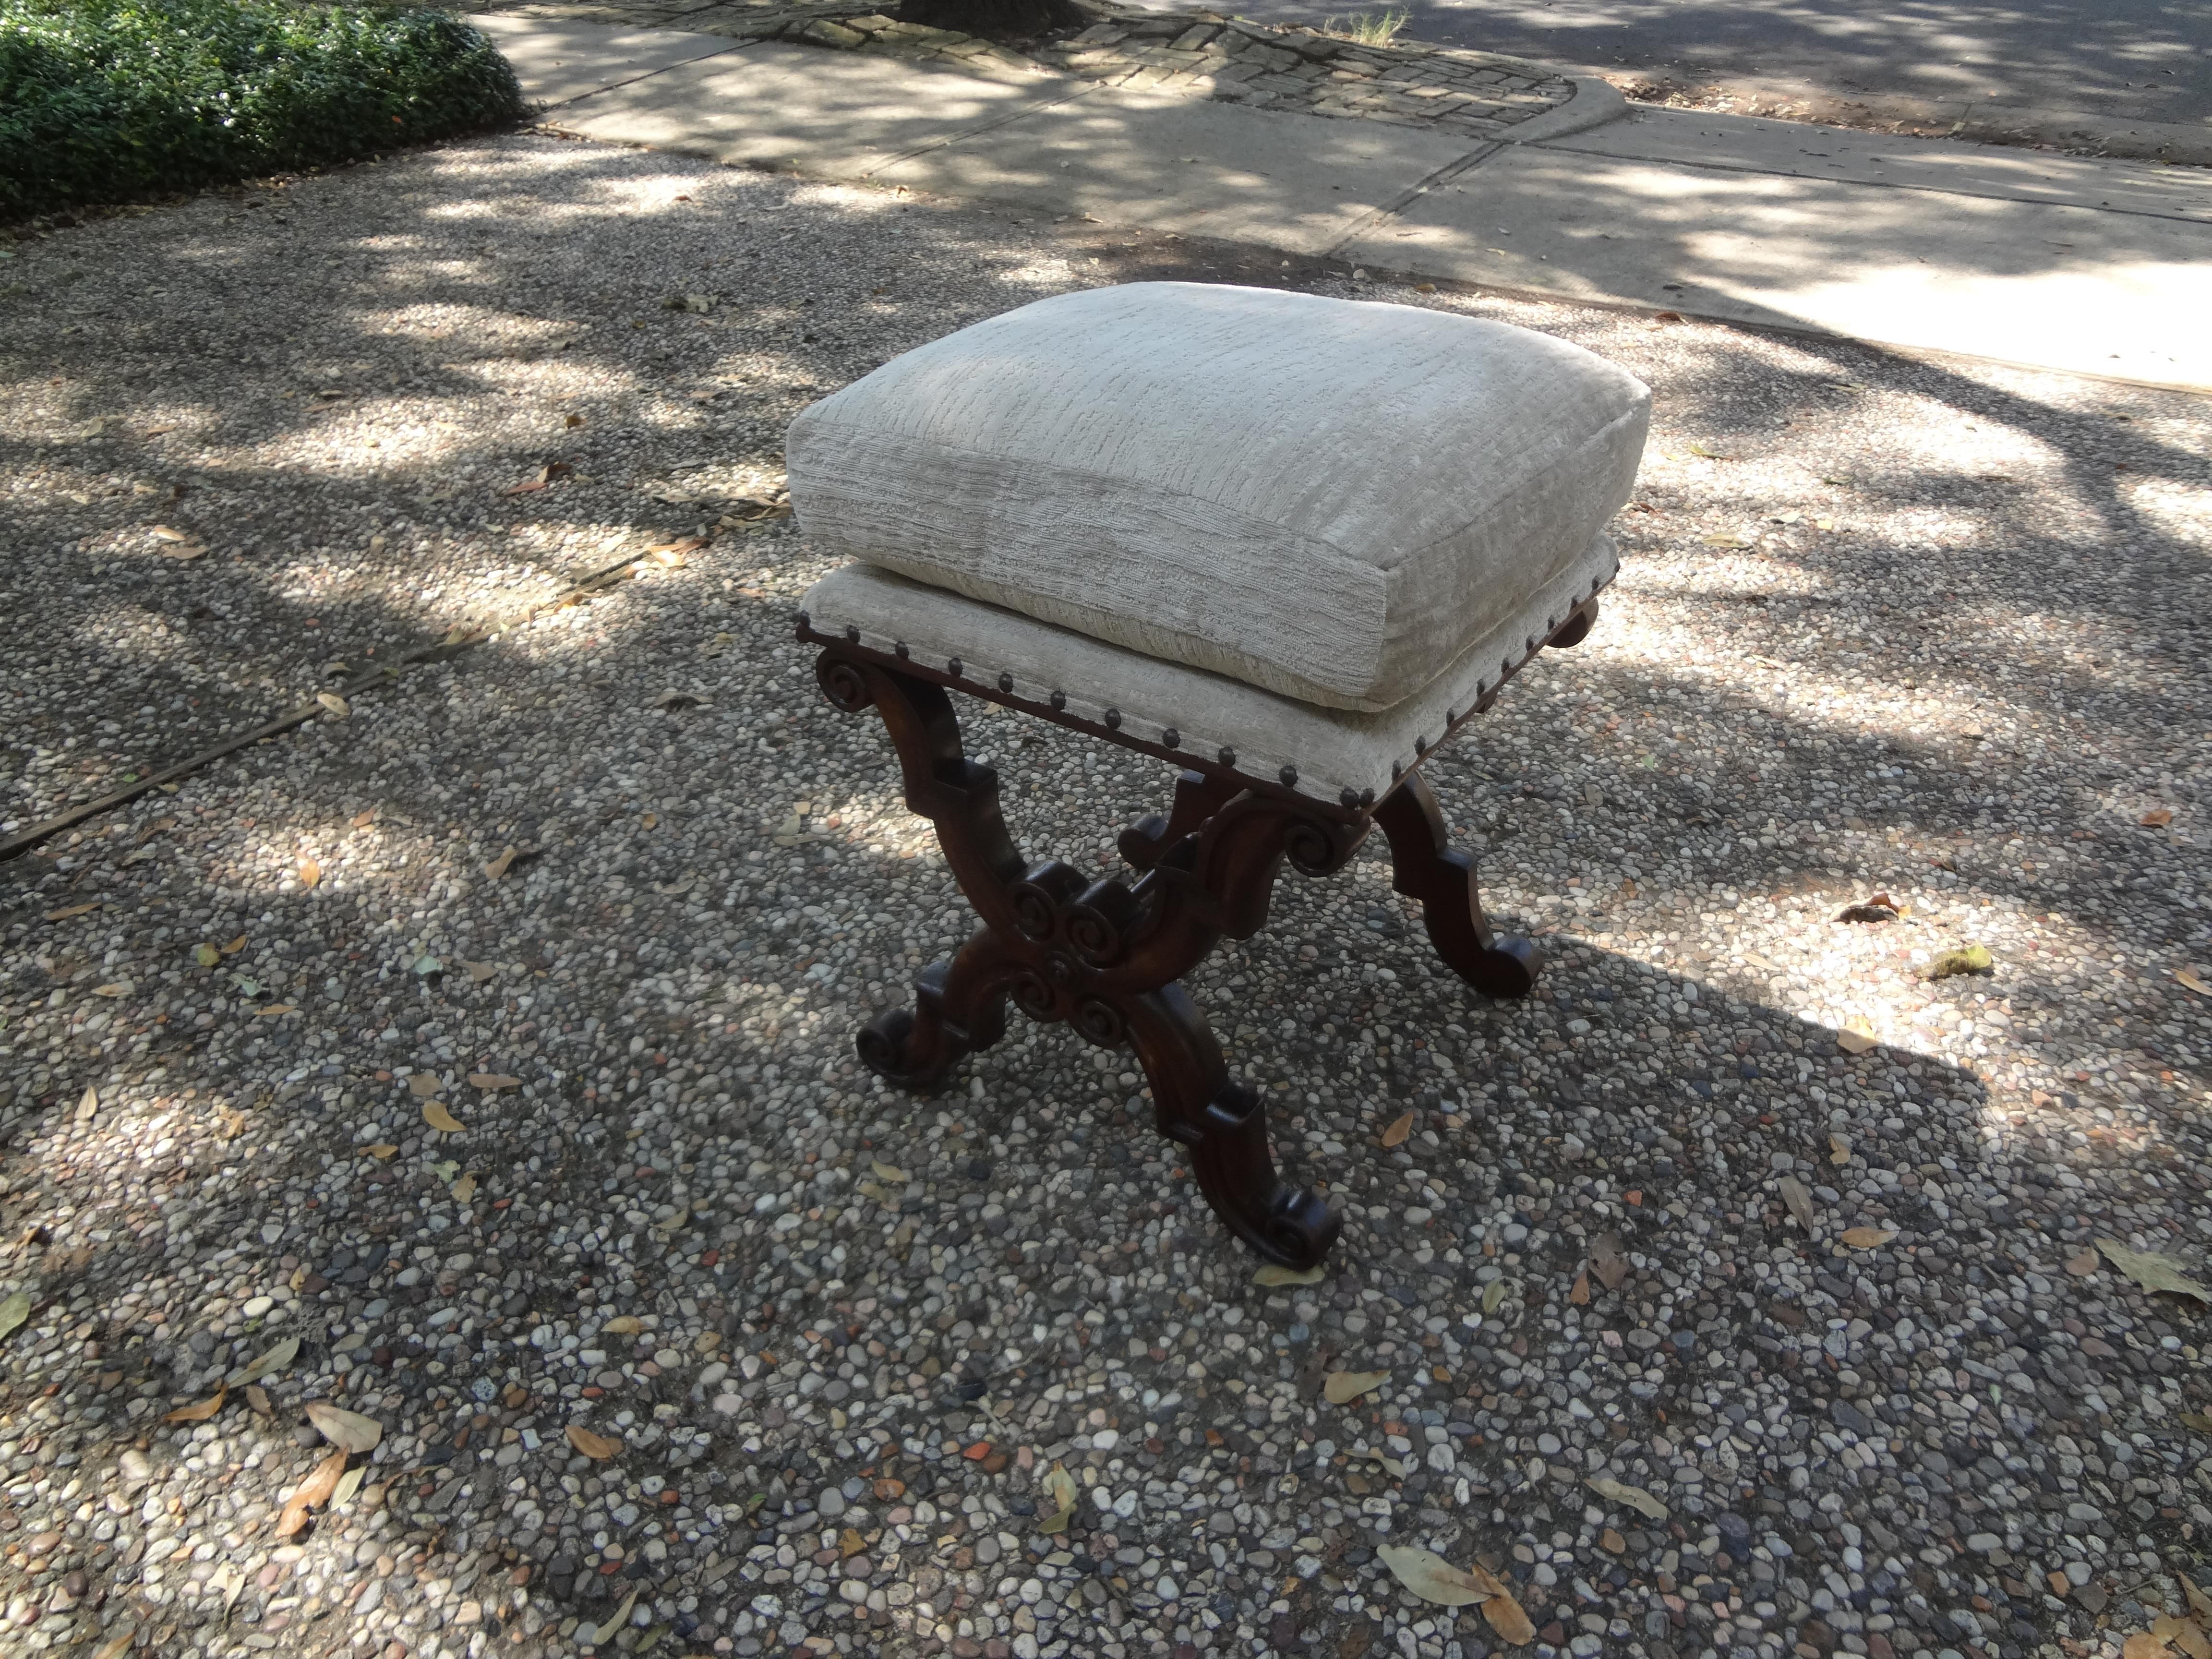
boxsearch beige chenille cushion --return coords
[786,282,1649,713]
[800,538,1617,806]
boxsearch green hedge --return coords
[0,0,526,218]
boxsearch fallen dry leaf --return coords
[246,1384,272,1418]
[316,691,350,718]
[2098,1238,2212,1303]
[1836,1018,1879,1055]
[44,902,101,921]
[231,1334,300,1385]
[1255,1263,1328,1287]
[422,1102,465,1133]
[2065,1248,2100,1275]
[482,846,518,881]
[276,1448,348,1538]
[409,1074,441,1096]
[364,1143,397,1159]
[1829,1132,1851,1165]
[1039,1464,1079,1533]
[1590,1232,1629,1291]
[603,1315,642,1335]
[1378,1544,1492,1608]
[592,1586,640,1646]
[298,857,321,890]
[2180,1412,2212,1434]
[469,1072,522,1090]
[1927,944,1994,979]
[75,1083,98,1121]
[331,1465,367,1510]
[90,1628,137,1659]
[1380,1110,1414,1148]
[1467,1562,1537,1645]
[2177,968,2211,997]
[1587,1475,1669,1520]
[1323,1369,1388,1405]
[0,1290,28,1345]
[1779,1176,1817,1230]
[2141,807,2174,828]
[1840,1226,1899,1250]
[1568,1268,1591,1305]
[566,1424,622,1460]
[870,1160,910,1183]
[1482,1279,1507,1314]
[305,1402,384,1454]
[166,1386,227,1424]
[464,961,499,983]
[193,942,220,967]
[451,1172,477,1204]
[221,934,246,955]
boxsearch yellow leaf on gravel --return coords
[1836,1018,1878,1054]
[1323,1370,1388,1405]
[592,1586,640,1646]
[332,1466,367,1510]
[258,1004,297,1017]
[92,983,127,997]
[317,691,350,718]
[221,935,247,955]
[76,1084,98,1121]
[871,1160,910,1183]
[166,1386,226,1423]
[2178,968,2211,997]
[1254,1263,1327,1287]
[91,1629,137,1659]
[1378,1544,1492,1607]
[1039,1464,1079,1533]
[2098,1238,2212,1303]
[604,1316,642,1335]
[1381,1110,1414,1148]
[1829,1133,1851,1165]
[0,1290,29,1344]
[299,857,321,889]
[1927,944,1993,979]
[2122,1635,2173,1659]
[305,1402,384,1454]
[1840,1226,1899,1249]
[1587,1475,1670,1519]
[365,1143,397,1159]
[1467,1562,1537,1646]
[422,1102,465,1133]
[44,902,102,921]
[566,1424,622,1460]
[451,1172,477,1204]
[1482,1280,1507,1314]
[469,1072,522,1090]
[409,1073,441,1096]
[276,1448,348,1537]
[194,943,220,967]
[482,846,517,881]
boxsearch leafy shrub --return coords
[0,0,525,218]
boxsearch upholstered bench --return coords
[792,283,1649,1268]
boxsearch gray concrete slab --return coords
[1543,106,2212,221]
[466,12,747,108]
[541,41,1094,177]
[875,86,1483,258]
[1335,142,2212,387]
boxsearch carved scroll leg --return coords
[857,928,1015,1092]
[821,653,1028,1093]
[1374,771,1542,999]
[1123,986,1339,1268]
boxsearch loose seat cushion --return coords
[787,282,1649,713]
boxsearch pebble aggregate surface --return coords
[2,130,2212,1659]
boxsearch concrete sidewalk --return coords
[473,13,2212,389]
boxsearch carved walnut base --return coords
[807,600,1595,1267]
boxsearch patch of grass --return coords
[0,0,526,220]
[1320,8,1408,45]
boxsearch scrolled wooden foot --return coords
[1375,772,1543,999]
[1126,987,1338,1268]
[1545,596,1598,650]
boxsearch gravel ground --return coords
[3,131,2212,1659]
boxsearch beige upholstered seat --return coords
[789,281,1649,717]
